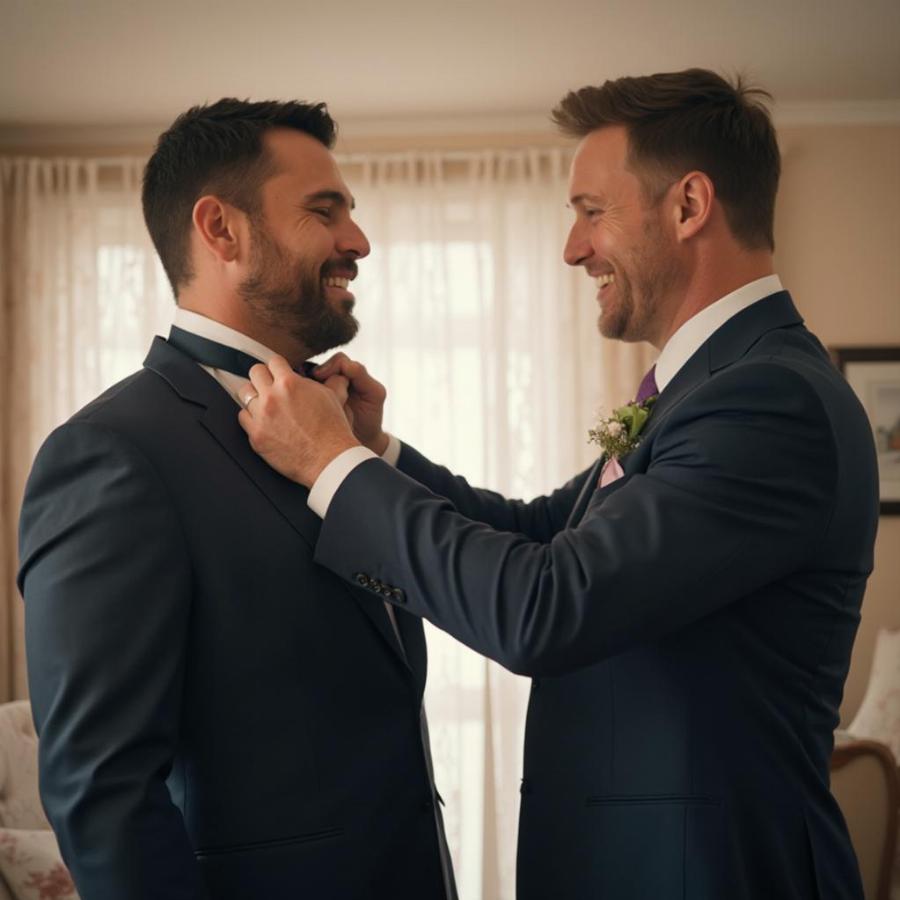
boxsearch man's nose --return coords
[339,218,370,259]
[563,221,591,267]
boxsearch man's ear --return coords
[191,195,244,264]
[671,171,714,242]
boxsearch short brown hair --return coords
[552,69,780,251]
[142,98,336,294]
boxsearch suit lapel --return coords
[395,610,427,699]
[636,343,711,443]
[569,291,804,526]
[638,290,803,444]
[143,336,413,671]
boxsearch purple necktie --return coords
[635,364,659,404]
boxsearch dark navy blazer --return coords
[19,338,448,899]
[314,293,878,900]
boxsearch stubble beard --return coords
[238,221,359,359]
[599,210,679,345]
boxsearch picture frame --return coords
[832,346,900,515]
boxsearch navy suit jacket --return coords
[313,292,879,899]
[18,338,449,899]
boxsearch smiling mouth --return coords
[595,273,615,289]
[323,276,351,290]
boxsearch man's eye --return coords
[585,208,603,219]
[310,207,333,219]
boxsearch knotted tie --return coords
[167,326,316,378]
[635,364,659,405]
[599,364,658,488]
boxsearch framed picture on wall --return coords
[832,346,900,515]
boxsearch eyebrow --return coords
[302,189,356,210]
[568,193,604,208]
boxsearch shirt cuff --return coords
[382,433,401,467]
[308,446,378,518]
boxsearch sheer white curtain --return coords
[0,149,653,900]
[0,157,172,703]
[341,149,652,899]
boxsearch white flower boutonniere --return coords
[588,395,657,459]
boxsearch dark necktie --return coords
[167,326,315,378]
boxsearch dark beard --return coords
[294,270,359,358]
[238,226,359,359]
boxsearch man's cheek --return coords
[293,217,332,252]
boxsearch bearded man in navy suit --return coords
[19,99,456,899]
[238,70,878,899]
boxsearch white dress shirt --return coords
[308,274,785,516]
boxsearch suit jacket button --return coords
[355,573,370,587]
[391,588,406,604]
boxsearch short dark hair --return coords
[551,69,780,251]
[142,98,336,294]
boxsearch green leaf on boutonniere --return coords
[587,395,657,459]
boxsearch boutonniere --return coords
[588,395,657,459]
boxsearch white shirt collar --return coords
[172,308,281,406]
[654,274,784,392]
[173,307,279,363]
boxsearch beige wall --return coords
[775,123,900,723]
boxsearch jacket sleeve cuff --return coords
[307,446,378,517]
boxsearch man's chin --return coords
[303,315,359,358]
[598,316,624,341]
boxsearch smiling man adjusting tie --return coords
[19,98,456,900]
[238,70,879,900]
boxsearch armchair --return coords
[831,737,899,900]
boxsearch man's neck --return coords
[176,294,309,367]
[651,273,783,393]
[652,251,774,350]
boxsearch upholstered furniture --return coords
[0,701,76,900]
[837,626,900,900]
[831,736,899,900]
[850,628,900,765]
